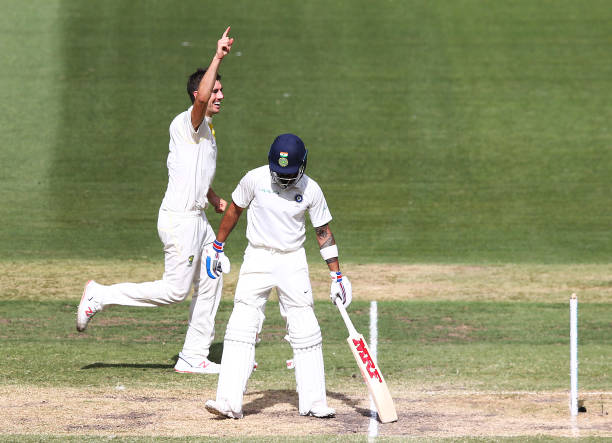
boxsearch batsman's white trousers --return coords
[215,244,329,415]
[234,244,314,312]
[96,209,223,360]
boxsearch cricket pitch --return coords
[1,386,610,438]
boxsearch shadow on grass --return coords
[80,342,224,370]
[81,362,174,370]
[208,342,223,363]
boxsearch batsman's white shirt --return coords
[161,108,217,212]
[232,165,332,251]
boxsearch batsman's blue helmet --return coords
[268,134,308,189]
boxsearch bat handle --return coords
[334,296,359,337]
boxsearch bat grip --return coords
[334,297,359,337]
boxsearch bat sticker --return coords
[352,338,383,383]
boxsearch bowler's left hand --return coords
[215,198,227,214]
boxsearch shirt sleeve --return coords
[183,107,208,142]
[231,171,256,209]
[185,111,196,139]
[168,109,198,145]
[308,182,333,228]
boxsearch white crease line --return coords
[408,390,612,396]
[368,301,379,438]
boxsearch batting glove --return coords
[330,271,352,308]
[205,240,230,279]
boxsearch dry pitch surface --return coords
[1,261,611,439]
[1,386,610,438]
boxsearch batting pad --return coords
[224,302,260,344]
[286,306,322,349]
[293,343,328,415]
[285,306,327,414]
[216,303,259,415]
[216,340,255,415]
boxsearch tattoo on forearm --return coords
[321,235,335,248]
[316,224,336,248]
[325,257,339,265]
[315,225,328,239]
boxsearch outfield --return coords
[1,0,611,440]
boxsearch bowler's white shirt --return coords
[160,107,217,212]
[232,165,332,252]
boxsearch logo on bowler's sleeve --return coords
[279,152,289,167]
[187,255,194,267]
[295,194,303,203]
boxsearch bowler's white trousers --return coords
[96,208,223,360]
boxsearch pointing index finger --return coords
[222,26,231,38]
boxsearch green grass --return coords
[2,1,611,440]
[2,0,612,263]
[1,300,610,392]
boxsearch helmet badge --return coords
[278,152,289,167]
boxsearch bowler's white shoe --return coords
[205,399,243,419]
[174,353,220,374]
[77,280,102,332]
[302,405,336,418]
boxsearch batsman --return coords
[204,134,352,419]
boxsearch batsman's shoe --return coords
[302,405,336,418]
[205,399,243,419]
[174,353,220,374]
[76,280,102,332]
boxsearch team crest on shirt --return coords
[279,152,289,167]
[187,255,194,267]
[295,194,303,203]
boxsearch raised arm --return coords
[191,27,234,130]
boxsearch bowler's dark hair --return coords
[187,68,222,104]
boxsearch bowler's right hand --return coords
[205,240,230,279]
[216,26,234,60]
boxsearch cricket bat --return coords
[335,298,398,423]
